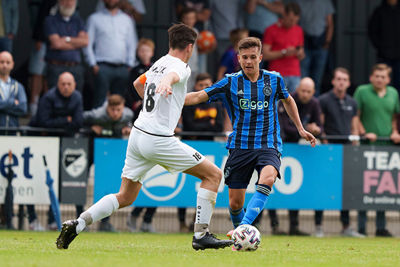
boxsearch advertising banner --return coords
[343,145,400,210]
[0,136,59,204]
[94,139,342,209]
[60,137,89,205]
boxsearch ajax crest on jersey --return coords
[62,148,88,178]
[263,81,272,96]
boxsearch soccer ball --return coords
[231,224,261,251]
[196,30,217,53]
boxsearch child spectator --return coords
[217,28,249,80]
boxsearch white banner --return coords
[0,136,59,204]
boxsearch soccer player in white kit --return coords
[56,24,233,250]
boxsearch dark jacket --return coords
[368,2,400,60]
[278,92,322,142]
[182,102,225,140]
[32,87,83,131]
[0,78,27,127]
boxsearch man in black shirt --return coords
[319,67,364,237]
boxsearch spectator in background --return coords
[85,0,137,108]
[175,0,211,32]
[262,2,304,93]
[180,7,200,91]
[181,73,225,139]
[28,0,58,116]
[296,0,335,96]
[208,0,243,78]
[244,0,284,39]
[368,0,400,93]
[275,77,321,236]
[354,63,400,237]
[97,0,146,23]
[44,0,88,93]
[217,28,248,80]
[125,38,155,121]
[83,94,133,138]
[32,72,83,133]
[0,52,43,231]
[319,67,365,238]
[0,0,19,53]
[31,71,83,230]
[0,51,27,128]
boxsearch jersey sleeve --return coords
[277,76,289,99]
[169,63,190,84]
[204,77,230,102]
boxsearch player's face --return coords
[137,44,154,64]
[332,71,350,93]
[370,70,390,90]
[57,73,76,98]
[238,47,262,77]
[0,52,14,76]
[103,0,119,9]
[194,78,212,92]
[107,104,124,121]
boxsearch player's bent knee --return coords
[229,199,244,211]
[115,192,135,208]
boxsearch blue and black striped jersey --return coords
[205,70,289,152]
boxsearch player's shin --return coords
[76,194,119,234]
[194,188,217,239]
[240,184,271,225]
[229,207,244,228]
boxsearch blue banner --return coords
[94,139,342,209]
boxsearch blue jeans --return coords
[301,48,329,96]
[93,63,130,108]
[283,76,301,94]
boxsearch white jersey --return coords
[134,54,191,136]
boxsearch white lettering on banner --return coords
[0,137,59,204]
[364,151,400,170]
[274,157,303,195]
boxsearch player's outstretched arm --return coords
[156,72,180,97]
[281,95,316,147]
[184,90,209,106]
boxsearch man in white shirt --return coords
[56,23,233,251]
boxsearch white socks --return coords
[194,188,217,239]
[76,194,119,234]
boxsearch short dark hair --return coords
[195,72,212,83]
[168,23,198,50]
[229,28,249,46]
[285,2,301,16]
[179,7,197,20]
[371,63,392,76]
[333,67,350,79]
[108,94,125,107]
[238,37,262,53]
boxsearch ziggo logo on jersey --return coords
[239,99,269,110]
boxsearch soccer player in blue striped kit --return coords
[185,37,316,239]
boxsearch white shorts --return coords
[121,127,205,183]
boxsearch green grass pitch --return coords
[0,231,399,267]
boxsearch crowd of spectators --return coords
[0,0,399,236]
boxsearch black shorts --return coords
[224,148,281,189]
